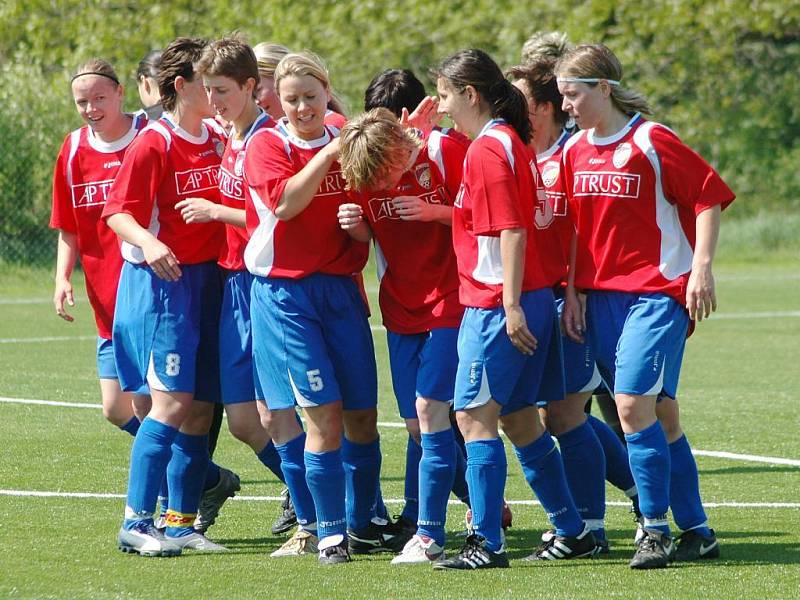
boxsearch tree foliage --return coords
[0,0,797,262]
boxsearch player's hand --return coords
[686,263,716,321]
[505,304,538,355]
[393,195,433,221]
[337,203,364,230]
[324,136,341,161]
[562,287,587,343]
[175,197,218,224]
[53,278,75,322]
[142,239,182,281]
[400,96,442,135]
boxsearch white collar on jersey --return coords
[275,118,333,149]
[536,129,571,162]
[586,112,642,146]
[161,114,210,145]
[476,118,506,138]
[230,109,271,150]
[86,114,140,153]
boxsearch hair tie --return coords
[71,71,120,85]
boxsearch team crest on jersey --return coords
[414,164,432,190]
[234,151,245,177]
[214,139,226,158]
[541,161,560,188]
[613,143,632,168]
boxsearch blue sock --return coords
[465,438,506,552]
[274,433,316,531]
[625,421,671,535]
[165,432,209,537]
[123,417,177,528]
[417,429,457,547]
[119,416,140,437]
[375,484,389,520]
[256,441,286,483]
[514,431,584,537]
[588,415,637,496]
[669,435,711,536]
[557,420,606,528]
[341,437,381,533]
[401,436,421,523]
[203,460,221,491]
[305,449,346,541]
[452,440,470,506]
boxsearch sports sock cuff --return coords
[421,428,455,449]
[119,416,141,436]
[465,438,505,465]
[140,417,179,440]
[513,430,556,464]
[554,419,593,449]
[276,431,306,453]
[624,420,663,444]
[304,448,342,469]
[341,436,380,458]
[173,431,208,452]
[669,434,690,451]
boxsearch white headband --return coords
[556,77,621,86]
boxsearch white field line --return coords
[0,489,797,509]
[1,310,798,345]
[2,396,799,468]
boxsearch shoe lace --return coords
[638,532,660,553]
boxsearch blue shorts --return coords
[220,270,256,404]
[454,288,561,416]
[112,261,222,401]
[586,291,689,398]
[251,273,378,412]
[96,336,118,380]
[552,294,602,398]
[386,327,459,419]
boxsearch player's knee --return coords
[343,408,377,444]
[404,418,421,443]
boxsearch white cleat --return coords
[270,528,319,557]
[391,534,445,564]
[118,523,182,557]
[165,531,229,552]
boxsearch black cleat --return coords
[630,528,675,569]
[348,520,408,554]
[318,537,350,565]
[271,488,298,535]
[527,525,598,561]
[674,528,720,561]
[384,515,416,545]
[433,534,509,570]
[540,528,609,555]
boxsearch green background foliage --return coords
[1,0,798,264]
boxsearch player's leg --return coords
[97,337,140,435]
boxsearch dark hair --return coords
[196,37,259,94]
[156,37,207,112]
[506,59,569,127]
[364,69,426,117]
[136,50,162,80]
[434,49,532,144]
[72,58,120,86]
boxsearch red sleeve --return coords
[650,125,735,215]
[439,134,468,203]
[243,131,296,212]
[324,111,347,129]
[468,139,525,236]
[49,135,77,233]
[559,143,578,226]
[102,130,167,225]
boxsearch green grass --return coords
[1,261,799,599]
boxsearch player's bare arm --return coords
[686,204,721,322]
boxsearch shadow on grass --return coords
[698,465,800,475]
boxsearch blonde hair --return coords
[274,51,347,116]
[339,108,421,191]
[253,42,290,78]
[521,31,573,64]
[555,44,652,116]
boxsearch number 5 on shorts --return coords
[306,369,324,392]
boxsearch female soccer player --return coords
[103,37,229,556]
[243,52,386,565]
[431,49,596,571]
[253,42,290,118]
[556,43,733,568]
[51,59,149,436]
[338,107,467,563]
[136,50,163,120]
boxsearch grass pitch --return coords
[1,260,799,599]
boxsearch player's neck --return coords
[170,105,204,137]
[594,108,631,139]
[232,102,261,141]
[532,120,562,155]
[95,113,132,144]
[468,109,496,139]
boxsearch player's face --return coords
[256,75,283,118]
[279,74,330,140]
[436,77,475,134]
[179,75,215,118]
[512,79,549,137]
[372,146,414,191]
[71,75,124,136]
[558,80,603,130]
[204,74,253,126]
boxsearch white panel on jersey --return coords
[65,129,82,188]
[427,130,446,180]
[632,123,693,280]
[463,364,493,410]
[243,186,278,277]
[287,369,318,408]
[121,202,161,264]
[578,363,603,394]
[87,118,140,153]
[374,240,388,283]
[145,122,173,151]
[482,130,515,174]
[472,236,504,285]
[146,352,169,392]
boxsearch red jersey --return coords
[561,114,735,302]
[217,110,276,271]
[535,129,573,286]
[103,116,225,265]
[351,129,468,333]
[243,120,368,278]
[452,120,551,308]
[324,110,347,129]
[50,114,147,339]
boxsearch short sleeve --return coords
[467,139,526,236]
[243,131,296,212]
[49,135,78,233]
